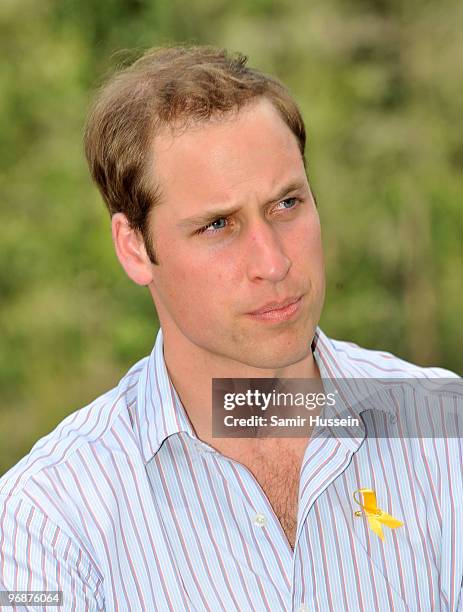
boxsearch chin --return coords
[237,340,312,371]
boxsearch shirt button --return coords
[297,604,310,612]
[254,513,267,527]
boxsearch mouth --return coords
[246,296,303,323]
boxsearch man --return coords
[0,46,461,611]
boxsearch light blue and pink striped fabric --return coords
[1,328,462,611]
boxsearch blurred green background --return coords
[1,0,462,474]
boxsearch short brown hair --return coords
[84,45,306,263]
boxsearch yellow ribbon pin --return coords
[353,488,403,541]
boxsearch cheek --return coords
[161,249,232,312]
[286,214,324,265]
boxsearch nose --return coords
[245,221,291,283]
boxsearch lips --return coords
[248,296,302,316]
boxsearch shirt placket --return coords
[291,436,354,611]
[214,452,294,611]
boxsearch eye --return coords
[210,218,227,230]
[276,197,298,210]
[197,217,228,234]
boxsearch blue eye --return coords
[197,217,228,235]
[210,218,227,230]
[280,197,297,209]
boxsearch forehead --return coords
[150,99,306,210]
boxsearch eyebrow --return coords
[177,180,308,230]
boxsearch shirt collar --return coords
[136,327,394,462]
[311,327,396,452]
[136,328,196,463]
[312,328,396,416]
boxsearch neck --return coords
[161,327,321,446]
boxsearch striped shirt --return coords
[0,328,462,611]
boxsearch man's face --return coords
[147,99,325,370]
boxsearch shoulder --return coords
[0,355,148,575]
[0,355,148,501]
[325,334,460,379]
[0,355,150,593]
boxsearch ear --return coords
[111,213,153,286]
